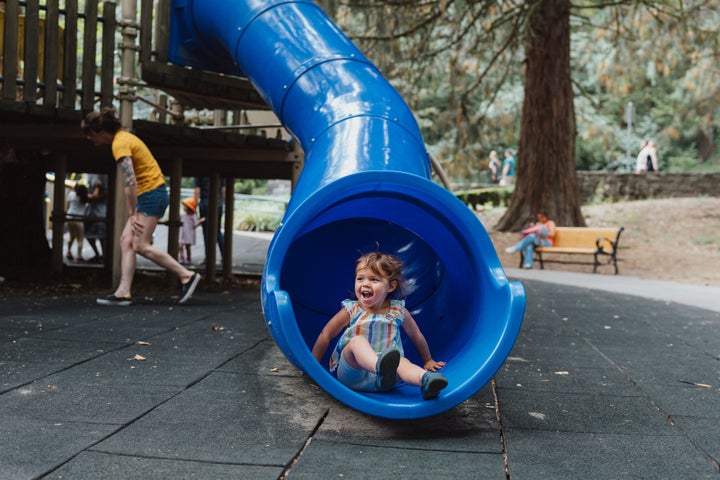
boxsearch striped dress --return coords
[329,299,405,372]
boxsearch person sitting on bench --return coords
[505,209,556,269]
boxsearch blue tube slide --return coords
[169,0,525,419]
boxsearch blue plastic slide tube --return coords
[169,0,525,419]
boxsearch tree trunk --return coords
[496,0,585,231]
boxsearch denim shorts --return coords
[336,353,379,392]
[136,185,169,218]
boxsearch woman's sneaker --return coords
[97,293,132,306]
[179,273,201,304]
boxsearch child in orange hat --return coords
[179,198,205,265]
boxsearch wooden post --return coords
[81,0,99,112]
[112,0,138,285]
[61,0,78,109]
[100,2,117,107]
[2,0,19,100]
[222,176,235,284]
[22,0,40,103]
[50,155,67,273]
[166,157,182,287]
[43,0,60,106]
[153,0,171,62]
[205,174,219,283]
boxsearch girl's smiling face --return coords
[354,266,397,313]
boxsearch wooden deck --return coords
[0,0,301,283]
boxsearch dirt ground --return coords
[479,196,720,286]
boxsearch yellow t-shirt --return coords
[112,130,165,195]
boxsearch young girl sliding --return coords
[311,252,448,400]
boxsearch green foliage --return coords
[330,1,720,177]
[232,194,286,232]
[235,213,282,232]
[235,179,259,195]
[454,187,513,210]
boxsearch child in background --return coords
[179,198,204,265]
[488,150,500,183]
[66,183,89,262]
[311,252,448,400]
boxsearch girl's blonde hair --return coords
[355,252,405,297]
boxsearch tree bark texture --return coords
[496,0,585,231]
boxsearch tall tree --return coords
[497,0,583,229]
[327,1,720,230]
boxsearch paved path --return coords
[507,268,720,313]
[1,269,719,478]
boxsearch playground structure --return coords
[1,0,525,419]
[169,0,525,419]
[0,0,300,282]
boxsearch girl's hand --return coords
[423,359,446,372]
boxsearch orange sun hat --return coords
[181,197,197,213]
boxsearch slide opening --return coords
[263,173,520,418]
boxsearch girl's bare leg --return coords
[396,357,427,386]
[342,336,379,372]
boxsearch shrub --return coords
[454,187,512,210]
[235,213,282,232]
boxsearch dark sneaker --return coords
[375,347,400,391]
[178,273,201,304]
[97,293,132,306]
[421,372,448,400]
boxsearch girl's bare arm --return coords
[401,311,446,371]
[311,308,350,362]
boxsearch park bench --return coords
[520,226,625,274]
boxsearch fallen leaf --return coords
[128,354,146,361]
[528,412,547,421]
[211,325,225,331]
[679,380,711,388]
[136,341,151,346]
[554,371,570,376]
[270,368,279,373]
[506,356,529,363]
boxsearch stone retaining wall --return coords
[576,172,720,203]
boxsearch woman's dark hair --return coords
[75,184,89,204]
[81,106,121,136]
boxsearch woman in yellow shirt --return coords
[82,107,200,305]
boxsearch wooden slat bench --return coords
[520,226,625,274]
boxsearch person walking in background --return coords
[505,209,556,269]
[179,197,204,265]
[65,183,89,262]
[636,140,659,173]
[647,141,659,172]
[82,107,201,306]
[499,148,516,186]
[193,177,225,264]
[85,175,107,263]
[311,252,448,400]
[488,150,500,183]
